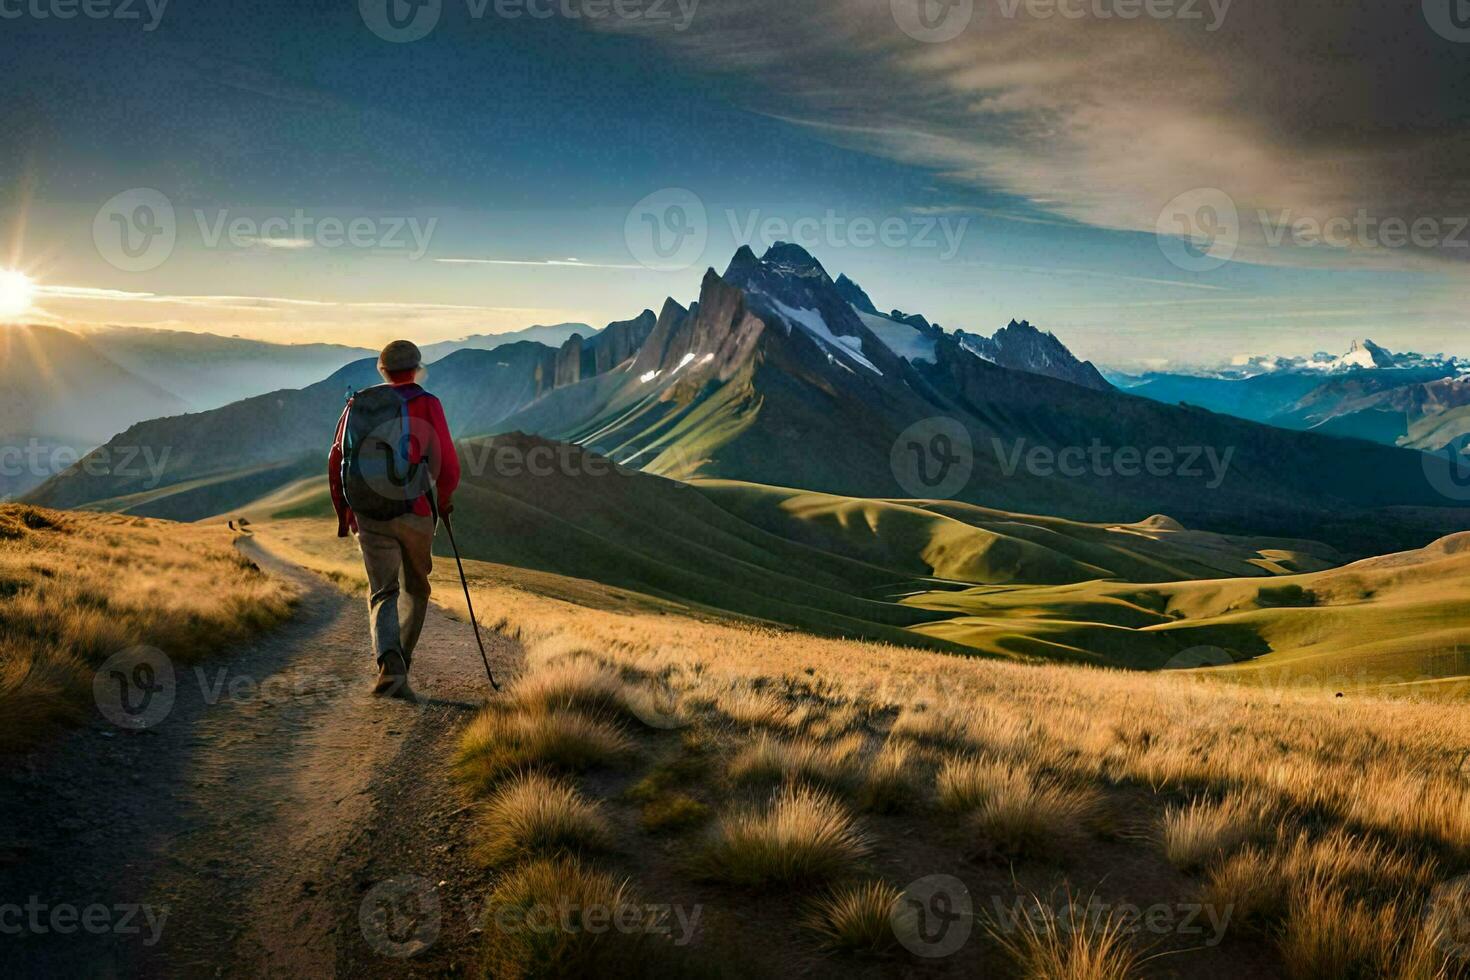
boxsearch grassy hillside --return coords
[699,481,1339,585]
[0,505,296,753]
[227,437,1395,672]
[247,515,1470,978]
[904,532,1470,686]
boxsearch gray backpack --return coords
[340,384,432,521]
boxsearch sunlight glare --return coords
[0,269,37,321]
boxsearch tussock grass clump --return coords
[1161,792,1276,872]
[859,741,919,814]
[937,755,1011,812]
[890,704,970,748]
[727,733,864,788]
[0,506,295,753]
[718,685,795,729]
[988,892,1142,980]
[803,880,903,954]
[1203,829,1440,935]
[641,794,711,833]
[699,785,870,886]
[509,655,686,730]
[456,707,632,788]
[480,858,665,979]
[474,772,610,866]
[972,776,1102,858]
[1278,890,1402,979]
[1200,847,1283,932]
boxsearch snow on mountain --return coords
[757,293,883,375]
[855,310,938,365]
[1220,340,1462,379]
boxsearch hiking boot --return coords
[373,651,416,702]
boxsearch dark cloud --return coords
[602,0,1470,269]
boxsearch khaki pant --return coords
[355,513,436,667]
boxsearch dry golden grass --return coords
[971,772,1103,858]
[1161,792,1277,872]
[803,880,903,954]
[456,708,632,788]
[474,772,611,867]
[479,857,670,979]
[936,755,1011,812]
[698,784,871,887]
[259,518,1470,975]
[858,740,920,814]
[727,733,865,788]
[0,505,295,752]
[987,892,1143,980]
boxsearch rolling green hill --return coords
[226,434,1363,659]
[903,532,1470,686]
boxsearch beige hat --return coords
[378,340,423,373]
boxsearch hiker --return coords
[328,340,461,701]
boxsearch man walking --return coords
[328,341,460,701]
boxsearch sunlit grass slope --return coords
[0,505,296,752]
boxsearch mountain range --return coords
[1115,339,1470,453]
[0,322,603,500]
[26,244,1470,556]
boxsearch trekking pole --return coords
[433,492,501,691]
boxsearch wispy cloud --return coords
[595,1,1470,273]
[436,256,645,270]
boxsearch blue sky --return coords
[3,0,1468,369]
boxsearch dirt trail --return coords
[0,537,519,978]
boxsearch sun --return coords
[0,269,37,320]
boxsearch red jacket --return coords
[328,384,461,537]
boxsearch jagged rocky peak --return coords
[957,319,1112,392]
[834,274,878,315]
[759,241,830,278]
